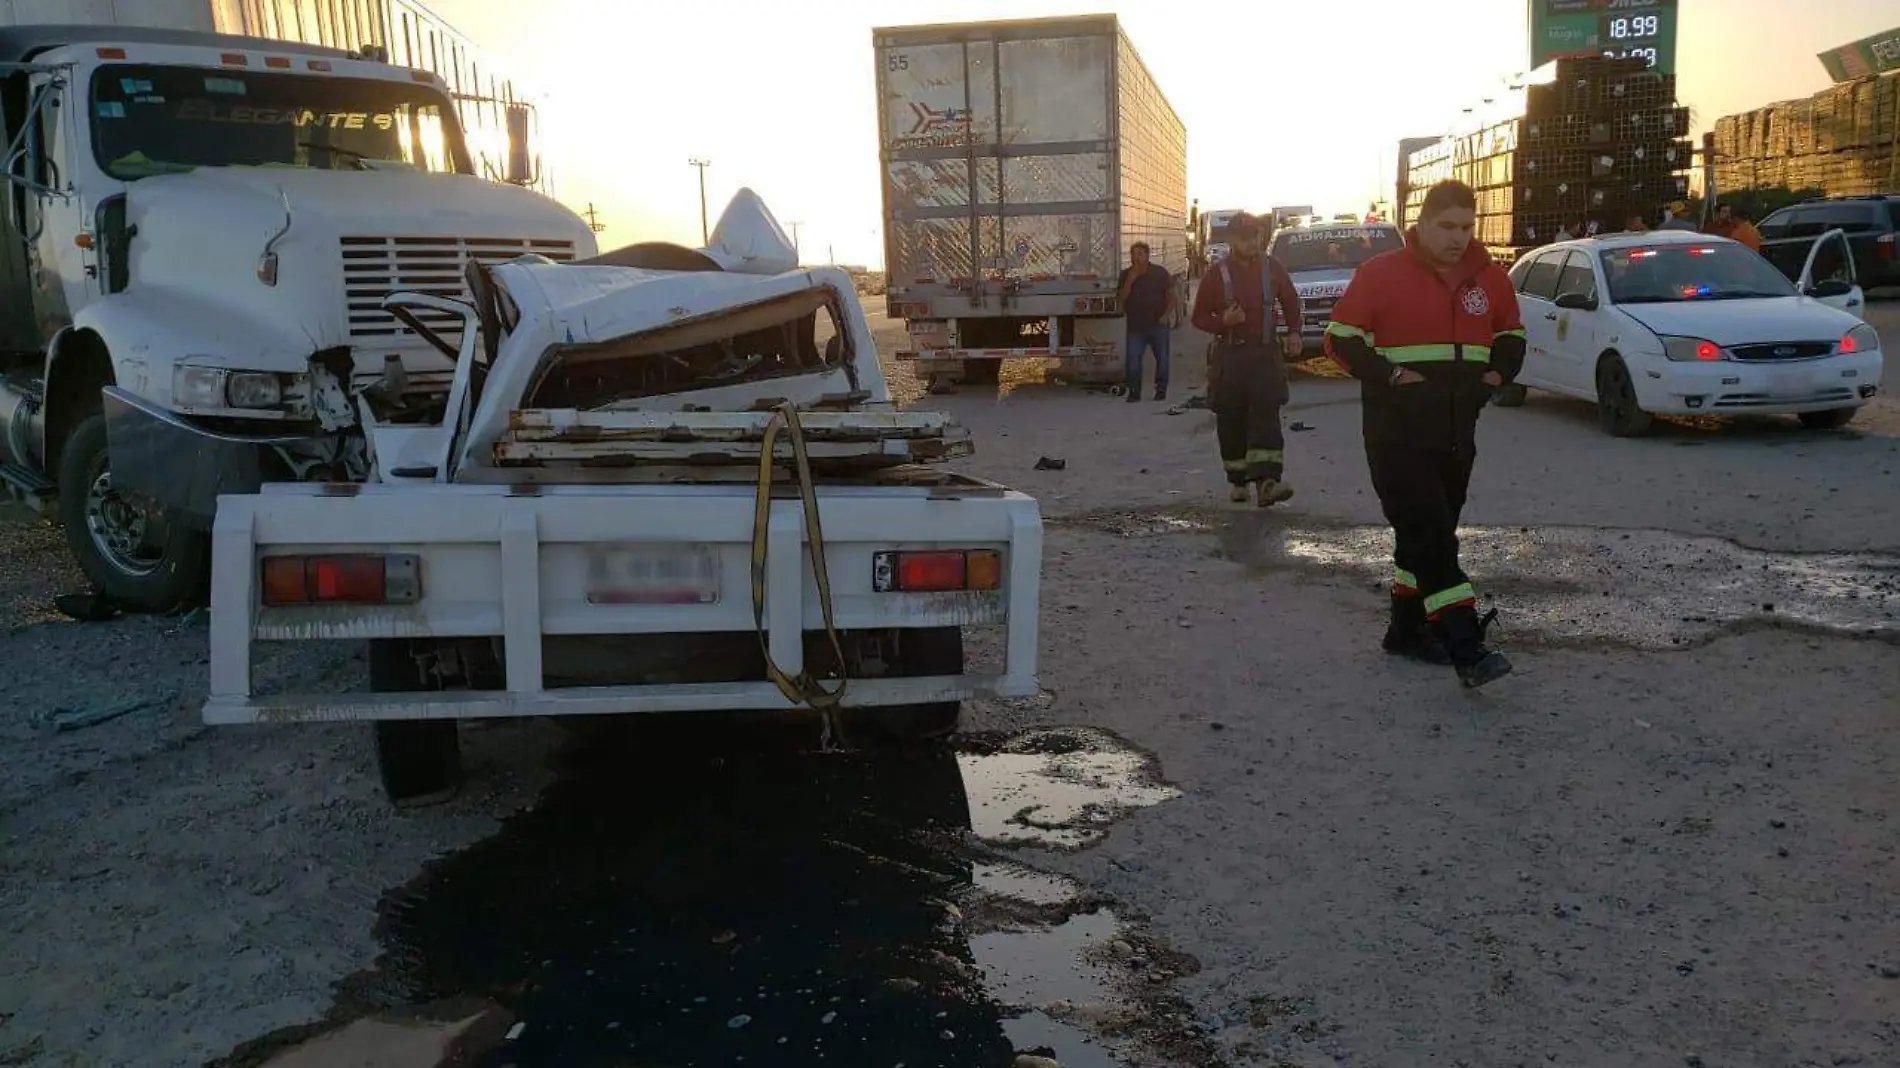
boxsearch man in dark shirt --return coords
[1189,212,1303,506]
[1118,242,1178,402]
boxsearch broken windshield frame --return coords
[87,63,473,180]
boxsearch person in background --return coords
[1190,212,1303,506]
[1659,200,1699,232]
[1556,217,1587,241]
[1322,180,1522,689]
[1704,202,1763,251]
[1117,241,1178,403]
[1624,214,1651,233]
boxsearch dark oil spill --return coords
[1064,506,1900,648]
[278,720,1199,1068]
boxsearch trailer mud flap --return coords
[102,386,315,529]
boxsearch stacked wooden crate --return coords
[1712,73,1900,198]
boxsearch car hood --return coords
[1618,297,1861,344]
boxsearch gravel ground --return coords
[0,297,1896,1068]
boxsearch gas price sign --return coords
[1529,0,1679,76]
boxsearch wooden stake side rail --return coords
[492,408,974,467]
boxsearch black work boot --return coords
[1432,604,1513,689]
[1382,594,1451,665]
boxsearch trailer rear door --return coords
[878,25,1116,307]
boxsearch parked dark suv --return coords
[1756,195,1900,291]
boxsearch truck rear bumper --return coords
[206,481,1043,724]
[206,674,1035,725]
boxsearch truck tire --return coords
[367,639,463,807]
[848,626,963,744]
[56,413,210,612]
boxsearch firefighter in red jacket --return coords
[1322,180,1523,689]
[1190,212,1303,506]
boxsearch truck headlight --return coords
[174,366,286,409]
[225,373,283,408]
[174,366,227,407]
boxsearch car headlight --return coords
[1840,324,1879,355]
[173,366,286,409]
[1660,336,1726,363]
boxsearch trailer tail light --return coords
[261,554,421,606]
[265,56,291,69]
[872,550,1002,593]
[95,48,127,59]
[220,52,248,66]
[1878,234,1895,261]
[307,59,332,71]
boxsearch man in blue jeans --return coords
[1118,241,1178,402]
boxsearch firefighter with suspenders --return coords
[1189,212,1304,506]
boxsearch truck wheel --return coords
[1797,407,1856,430]
[367,639,462,807]
[849,626,963,744]
[56,413,210,612]
[1493,383,1528,407]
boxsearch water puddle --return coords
[223,723,1202,1068]
[1065,507,1900,648]
[959,728,1183,850]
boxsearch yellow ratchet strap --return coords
[749,401,851,729]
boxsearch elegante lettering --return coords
[172,99,401,130]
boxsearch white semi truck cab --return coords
[0,24,597,609]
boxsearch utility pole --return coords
[687,157,711,245]
[582,203,606,234]
[787,220,803,264]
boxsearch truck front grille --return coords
[341,235,579,342]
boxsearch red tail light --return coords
[873,550,1002,593]
[261,554,421,606]
[1878,233,1895,261]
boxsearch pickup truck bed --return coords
[205,477,1042,724]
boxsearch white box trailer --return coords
[874,14,1187,392]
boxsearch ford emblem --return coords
[1772,345,1796,357]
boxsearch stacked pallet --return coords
[1711,73,1900,199]
[1401,56,1694,263]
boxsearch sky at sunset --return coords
[427,0,1896,266]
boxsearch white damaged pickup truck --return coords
[203,191,1043,805]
